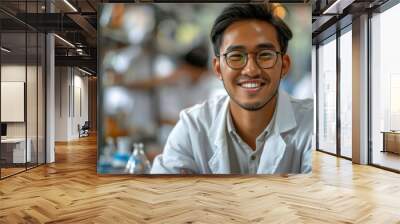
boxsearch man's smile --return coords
[236,78,268,94]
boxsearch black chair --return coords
[78,121,90,138]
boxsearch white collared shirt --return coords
[151,89,313,174]
[226,107,276,174]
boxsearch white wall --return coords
[1,64,46,164]
[72,73,89,137]
[55,67,69,141]
[1,65,37,138]
[54,67,89,141]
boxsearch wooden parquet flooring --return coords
[1,167,26,178]
[1,135,400,223]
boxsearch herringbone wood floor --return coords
[1,135,400,223]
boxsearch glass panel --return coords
[27,31,38,169]
[340,28,352,158]
[312,45,317,151]
[1,30,27,177]
[318,36,337,154]
[38,0,46,165]
[0,1,46,178]
[371,4,400,171]
[38,32,45,165]
[0,0,28,177]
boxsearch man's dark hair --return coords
[210,4,293,56]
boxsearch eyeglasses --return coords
[217,49,282,70]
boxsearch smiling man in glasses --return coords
[151,3,313,174]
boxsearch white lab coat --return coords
[151,89,313,174]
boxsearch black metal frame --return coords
[315,44,319,151]
[0,21,2,179]
[44,0,47,166]
[336,21,341,158]
[25,1,28,172]
[97,6,102,173]
[315,32,339,156]
[36,1,39,169]
[315,22,353,162]
[367,10,373,166]
[338,24,353,161]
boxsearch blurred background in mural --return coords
[98,3,311,174]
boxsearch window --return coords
[339,28,352,158]
[317,36,337,154]
[371,2,400,171]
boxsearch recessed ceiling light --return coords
[63,0,78,12]
[77,67,93,76]
[54,34,75,48]
[322,0,354,15]
[1,47,11,53]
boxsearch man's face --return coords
[213,19,291,111]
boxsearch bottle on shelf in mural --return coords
[98,137,115,173]
[111,136,131,173]
[125,142,151,174]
